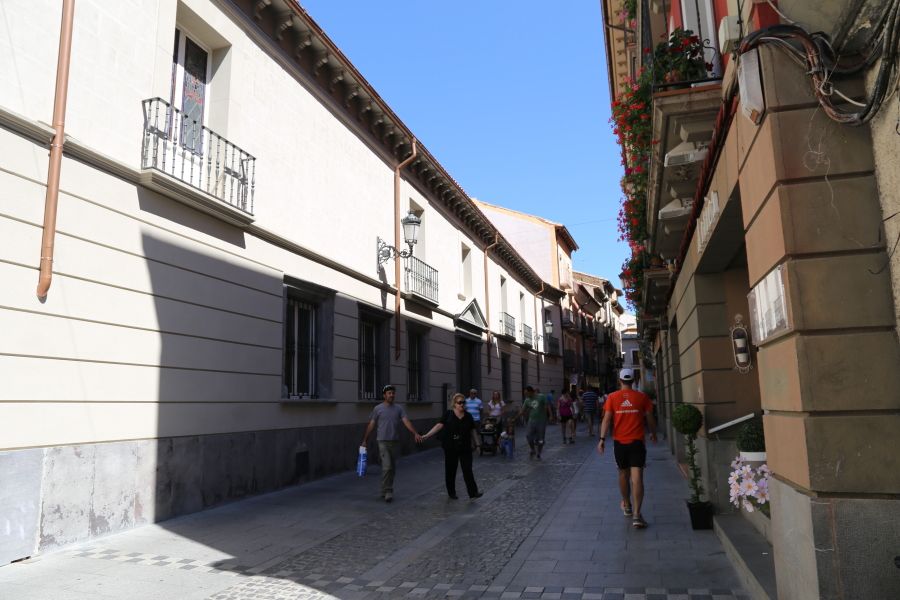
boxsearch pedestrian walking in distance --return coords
[582,386,600,436]
[464,388,484,424]
[557,388,575,444]
[486,390,505,426]
[420,393,483,499]
[360,385,422,502]
[597,369,657,528]
[519,386,553,460]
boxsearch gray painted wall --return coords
[0,421,433,566]
[0,449,43,565]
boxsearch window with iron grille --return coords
[359,319,380,400]
[408,330,423,401]
[284,297,317,399]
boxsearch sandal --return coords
[632,516,647,529]
[621,502,633,517]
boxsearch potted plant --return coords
[736,417,766,463]
[672,403,713,529]
[729,456,771,516]
[652,28,710,86]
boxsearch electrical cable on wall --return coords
[736,0,900,126]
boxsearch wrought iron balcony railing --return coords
[141,98,255,215]
[500,312,516,338]
[521,324,533,347]
[546,336,560,355]
[403,255,439,304]
[562,309,574,329]
[544,335,559,356]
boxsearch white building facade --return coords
[0,0,567,564]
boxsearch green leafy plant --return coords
[736,418,766,453]
[672,404,704,503]
[652,28,710,84]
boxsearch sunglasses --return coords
[454,400,465,405]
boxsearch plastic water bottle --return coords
[356,446,367,477]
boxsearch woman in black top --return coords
[421,393,483,499]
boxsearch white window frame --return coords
[680,0,720,76]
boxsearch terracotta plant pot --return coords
[686,500,714,530]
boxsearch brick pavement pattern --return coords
[0,425,748,600]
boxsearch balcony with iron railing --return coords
[141,98,256,224]
[581,319,594,337]
[521,323,533,348]
[562,309,574,329]
[546,336,560,355]
[499,312,516,339]
[563,349,577,370]
[403,255,439,305]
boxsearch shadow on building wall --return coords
[141,228,431,588]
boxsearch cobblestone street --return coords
[0,426,747,600]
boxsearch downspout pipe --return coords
[37,0,75,301]
[483,232,500,372]
[393,139,417,359]
[533,282,546,380]
[533,282,546,349]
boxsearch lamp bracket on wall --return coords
[376,237,412,266]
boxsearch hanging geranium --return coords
[611,28,706,308]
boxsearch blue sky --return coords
[299,1,627,286]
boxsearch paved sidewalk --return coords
[0,424,747,600]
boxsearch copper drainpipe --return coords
[393,139,417,359]
[37,0,76,301]
[483,232,500,372]
[522,280,546,381]
[533,281,546,348]
[533,282,546,381]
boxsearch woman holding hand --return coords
[421,393,484,500]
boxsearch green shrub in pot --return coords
[672,404,704,504]
[736,417,766,453]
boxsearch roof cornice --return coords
[225,0,554,296]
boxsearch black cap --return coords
[382,384,395,394]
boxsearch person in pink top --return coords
[557,389,575,444]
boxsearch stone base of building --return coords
[0,420,430,566]
[696,436,740,511]
[769,477,900,599]
[715,513,776,600]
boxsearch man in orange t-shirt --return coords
[597,368,657,529]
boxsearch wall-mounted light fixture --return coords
[377,210,421,266]
[534,319,554,343]
[731,314,752,373]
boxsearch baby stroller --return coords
[479,417,501,455]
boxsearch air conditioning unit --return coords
[663,141,709,168]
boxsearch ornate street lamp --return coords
[377,210,421,266]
